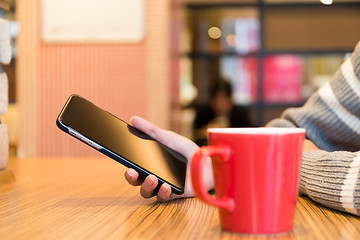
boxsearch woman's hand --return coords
[124,116,214,202]
[303,139,319,153]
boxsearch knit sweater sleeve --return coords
[266,41,360,216]
[300,150,360,216]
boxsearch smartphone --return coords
[56,94,187,195]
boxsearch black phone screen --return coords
[57,95,187,193]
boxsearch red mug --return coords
[191,128,305,234]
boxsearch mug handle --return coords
[191,146,235,212]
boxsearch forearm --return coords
[264,41,360,216]
[299,150,360,216]
[266,122,360,216]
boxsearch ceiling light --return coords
[320,0,333,5]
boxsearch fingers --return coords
[125,169,175,201]
[126,169,159,199]
[130,116,158,139]
[125,168,143,186]
[157,184,172,202]
[139,178,175,201]
[130,116,199,160]
[127,116,202,202]
[137,175,174,201]
[140,175,158,198]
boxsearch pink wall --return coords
[17,0,173,157]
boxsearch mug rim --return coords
[208,127,306,134]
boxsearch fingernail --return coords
[148,176,156,186]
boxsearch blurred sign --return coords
[42,0,145,43]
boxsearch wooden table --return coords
[0,157,359,240]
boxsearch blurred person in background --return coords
[193,79,251,146]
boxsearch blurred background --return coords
[2,0,360,157]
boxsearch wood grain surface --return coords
[0,157,359,240]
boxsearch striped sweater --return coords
[266,41,360,216]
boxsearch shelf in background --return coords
[182,50,352,58]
